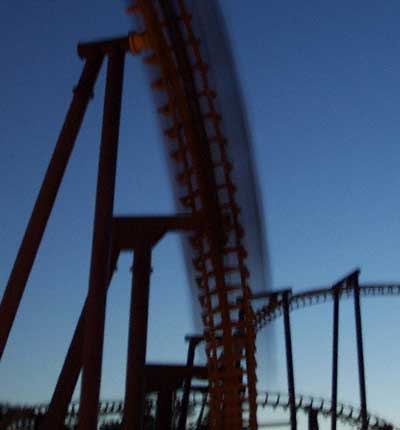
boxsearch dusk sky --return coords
[1,1,400,428]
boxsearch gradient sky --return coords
[1,1,400,428]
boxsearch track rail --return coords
[258,391,394,430]
[127,1,258,429]
[1,392,395,430]
[254,283,400,331]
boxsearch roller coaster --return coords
[0,390,394,430]
[0,1,398,430]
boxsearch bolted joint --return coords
[128,32,152,55]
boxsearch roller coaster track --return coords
[258,391,394,430]
[3,284,397,430]
[1,391,395,430]
[254,283,400,331]
[127,1,258,429]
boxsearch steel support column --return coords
[78,47,125,430]
[123,246,152,430]
[0,55,104,360]
[282,291,296,430]
[331,283,340,430]
[353,272,368,430]
[308,408,319,430]
[41,247,119,430]
[178,336,203,430]
[156,386,173,430]
[196,392,208,429]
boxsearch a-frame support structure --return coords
[0,36,202,430]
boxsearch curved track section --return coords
[1,392,394,430]
[258,391,393,430]
[254,283,400,331]
[127,1,258,429]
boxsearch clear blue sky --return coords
[1,0,400,427]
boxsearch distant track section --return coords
[1,392,394,430]
[257,391,394,430]
[254,283,400,331]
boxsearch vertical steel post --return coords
[156,386,173,430]
[353,272,368,430]
[0,56,104,360]
[308,408,319,430]
[178,337,201,430]
[282,291,297,430]
[78,48,125,430]
[123,245,152,430]
[41,247,119,430]
[331,284,340,430]
[196,392,208,429]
